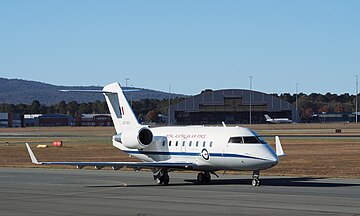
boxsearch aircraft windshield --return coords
[228,137,243,143]
[228,136,267,144]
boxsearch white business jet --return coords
[26,82,285,186]
[264,114,293,124]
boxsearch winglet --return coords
[275,136,286,157]
[25,143,41,164]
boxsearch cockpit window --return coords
[229,136,267,144]
[228,137,243,143]
[243,136,261,143]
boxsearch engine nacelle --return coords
[114,127,153,149]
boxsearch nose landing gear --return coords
[252,170,260,187]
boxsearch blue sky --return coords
[1,1,359,95]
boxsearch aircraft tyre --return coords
[252,179,260,187]
[204,172,211,184]
[163,173,170,185]
[197,172,211,184]
[154,169,169,185]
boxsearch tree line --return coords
[0,98,184,123]
[0,93,358,122]
[274,92,357,121]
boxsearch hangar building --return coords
[0,112,23,127]
[169,89,299,125]
[24,114,73,127]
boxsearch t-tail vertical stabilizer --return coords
[102,82,140,133]
[264,114,272,120]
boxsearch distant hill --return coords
[0,78,186,105]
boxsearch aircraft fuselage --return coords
[113,126,279,172]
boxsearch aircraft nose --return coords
[263,143,279,167]
[270,152,279,162]
[266,154,279,167]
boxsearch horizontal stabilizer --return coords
[60,89,115,94]
[60,89,139,94]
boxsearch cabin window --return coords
[196,141,199,147]
[189,141,192,147]
[203,141,206,147]
[169,141,172,146]
[182,141,185,147]
[175,141,178,146]
[228,137,243,143]
[210,141,213,147]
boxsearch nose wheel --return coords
[252,170,260,187]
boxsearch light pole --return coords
[296,83,299,122]
[125,78,130,87]
[356,75,358,123]
[168,85,171,126]
[249,76,253,125]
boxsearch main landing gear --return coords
[252,170,261,187]
[197,172,211,184]
[153,169,170,185]
[153,169,261,186]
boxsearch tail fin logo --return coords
[121,106,125,116]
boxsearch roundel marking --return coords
[201,148,210,160]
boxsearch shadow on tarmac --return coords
[196,177,359,187]
[85,177,359,188]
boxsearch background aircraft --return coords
[264,114,293,124]
[26,82,285,187]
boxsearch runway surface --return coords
[0,168,359,216]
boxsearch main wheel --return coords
[197,172,205,184]
[163,173,170,185]
[204,172,211,184]
[155,176,163,185]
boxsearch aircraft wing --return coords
[26,143,194,170]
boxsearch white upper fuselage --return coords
[113,126,279,172]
